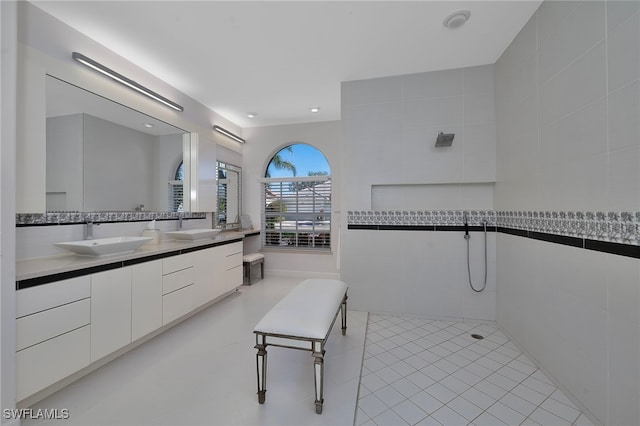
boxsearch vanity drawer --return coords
[226,241,243,256]
[225,253,243,270]
[17,298,90,351]
[17,275,90,318]
[16,325,90,401]
[162,284,194,325]
[163,254,194,275]
[162,267,194,295]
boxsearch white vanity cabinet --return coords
[225,242,243,292]
[15,237,244,403]
[162,254,195,325]
[131,260,163,341]
[15,276,91,400]
[90,268,132,362]
[193,246,226,307]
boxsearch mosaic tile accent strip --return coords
[495,211,639,245]
[347,210,640,246]
[347,210,496,227]
[16,211,207,226]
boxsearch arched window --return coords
[262,144,331,251]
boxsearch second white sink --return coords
[165,229,221,241]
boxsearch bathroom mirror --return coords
[216,162,242,229]
[45,75,188,212]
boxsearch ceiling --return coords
[32,1,542,129]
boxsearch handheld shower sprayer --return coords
[463,212,470,240]
[464,211,487,293]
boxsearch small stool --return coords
[243,253,265,285]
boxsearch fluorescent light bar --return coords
[72,52,184,112]
[213,125,245,144]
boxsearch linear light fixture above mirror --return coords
[72,52,184,112]
[213,125,245,143]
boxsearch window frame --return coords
[259,175,331,252]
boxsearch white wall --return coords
[341,65,497,320]
[495,2,640,424]
[1,1,18,423]
[243,121,342,278]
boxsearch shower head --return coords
[435,132,455,147]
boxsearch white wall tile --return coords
[607,11,639,93]
[538,1,605,84]
[608,146,640,211]
[464,65,495,97]
[608,82,640,153]
[607,0,640,33]
[402,69,464,100]
[345,75,403,107]
[539,41,606,126]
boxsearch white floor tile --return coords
[540,396,581,423]
[356,316,591,426]
[391,377,422,398]
[487,401,527,425]
[409,391,444,414]
[373,385,406,409]
[373,408,410,426]
[431,405,469,426]
[498,391,537,416]
[359,393,388,418]
[528,407,572,425]
[392,399,429,425]
[447,396,483,421]
[460,387,497,410]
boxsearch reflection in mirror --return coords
[216,162,241,229]
[45,75,188,213]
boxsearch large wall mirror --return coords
[45,75,188,212]
[216,161,241,229]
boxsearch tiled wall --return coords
[495,2,640,424]
[341,65,498,322]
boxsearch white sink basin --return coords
[165,229,221,241]
[55,236,152,256]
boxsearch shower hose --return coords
[466,221,488,292]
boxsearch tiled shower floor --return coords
[356,315,595,426]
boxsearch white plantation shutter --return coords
[260,176,331,251]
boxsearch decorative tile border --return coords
[495,211,639,245]
[347,210,496,227]
[347,210,640,258]
[16,211,208,226]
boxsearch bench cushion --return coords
[243,253,265,263]
[254,279,347,340]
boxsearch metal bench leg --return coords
[255,334,267,403]
[312,342,325,414]
[341,294,348,336]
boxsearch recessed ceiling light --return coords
[443,10,470,29]
[247,113,257,118]
[310,106,320,113]
[144,123,154,128]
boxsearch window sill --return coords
[260,247,333,255]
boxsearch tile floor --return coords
[356,315,595,426]
[24,277,367,426]
[23,276,597,426]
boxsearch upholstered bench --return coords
[253,278,348,414]
[243,253,264,284]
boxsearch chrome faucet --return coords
[178,214,183,230]
[85,218,94,240]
